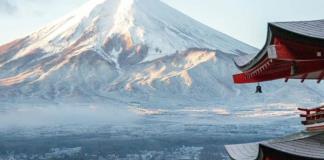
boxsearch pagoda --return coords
[226,19,324,160]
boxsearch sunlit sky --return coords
[1,0,324,48]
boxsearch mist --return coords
[0,104,139,132]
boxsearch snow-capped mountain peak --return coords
[8,0,257,64]
[1,0,319,106]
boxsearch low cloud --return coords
[0,0,18,15]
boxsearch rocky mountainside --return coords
[0,0,322,106]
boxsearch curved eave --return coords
[234,25,273,72]
[234,21,324,72]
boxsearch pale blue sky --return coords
[1,0,324,48]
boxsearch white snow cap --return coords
[11,0,256,62]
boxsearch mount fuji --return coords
[0,0,323,106]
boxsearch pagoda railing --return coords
[299,106,324,132]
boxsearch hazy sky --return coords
[1,0,324,48]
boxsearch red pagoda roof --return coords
[227,19,324,160]
[233,19,324,84]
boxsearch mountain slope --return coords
[0,0,322,106]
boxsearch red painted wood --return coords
[317,71,324,83]
[233,54,324,84]
[233,34,324,84]
[273,37,324,60]
[299,106,324,130]
[233,60,324,83]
